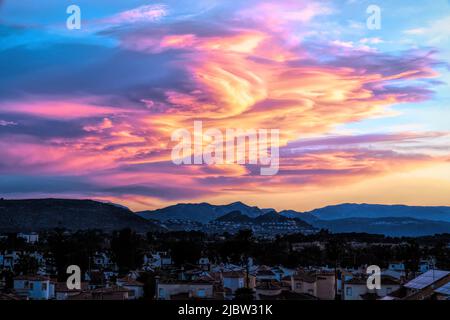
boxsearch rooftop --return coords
[435,282,450,296]
[14,275,51,282]
[404,270,450,290]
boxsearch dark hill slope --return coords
[0,199,161,233]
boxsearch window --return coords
[197,289,206,298]
[346,287,352,297]
[158,288,165,299]
[42,282,47,291]
[29,282,34,290]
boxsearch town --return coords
[1,229,449,300]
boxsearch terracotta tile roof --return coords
[67,286,132,300]
[292,273,317,283]
[14,275,50,281]
[259,290,319,300]
[256,270,276,276]
[255,281,282,290]
[346,275,400,285]
[55,282,89,292]
[0,293,23,300]
[117,276,144,287]
[159,278,214,285]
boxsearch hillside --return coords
[315,217,450,237]
[0,199,162,233]
[137,201,263,223]
[215,211,253,223]
[137,202,450,236]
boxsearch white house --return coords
[271,266,294,281]
[54,282,88,300]
[143,252,173,269]
[14,275,55,300]
[343,275,400,300]
[222,271,246,296]
[93,252,115,269]
[418,258,435,273]
[285,273,317,297]
[255,267,277,282]
[198,257,210,270]
[156,280,214,300]
[116,277,145,300]
[0,251,20,270]
[388,262,405,273]
[17,233,39,244]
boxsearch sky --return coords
[0,0,449,212]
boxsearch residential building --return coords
[55,282,89,300]
[316,272,336,300]
[17,233,39,244]
[67,286,131,300]
[13,275,55,300]
[388,262,405,273]
[92,252,115,270]
[403,270,450,300]
[116,276,144,300]
[285,272,317,297]
[0,251,20,270]
[343,275,400,300]
[255,266,277,282]
[255,281,283,299]
[222,271,256,297]
[156,279,214,300]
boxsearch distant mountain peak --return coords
[137,201,264,223]
[229,201,247,206]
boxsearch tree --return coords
[111,228,144,272]
[137,271,157,300]
[46,229,71,281]
[403,240,421,276]
[325,239,347,299]
[170,241,202,266]
[15,255,39,275]
[432,240,450,270]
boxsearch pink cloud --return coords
[0,99,131,120]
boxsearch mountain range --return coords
[1,199,449,237]
[137,202,450,237]
[136,201,263,223]
[306,203,450,222]
[215,210,312,227]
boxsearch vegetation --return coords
[1,229,449,279]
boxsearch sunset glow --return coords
[0,0,449,211]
